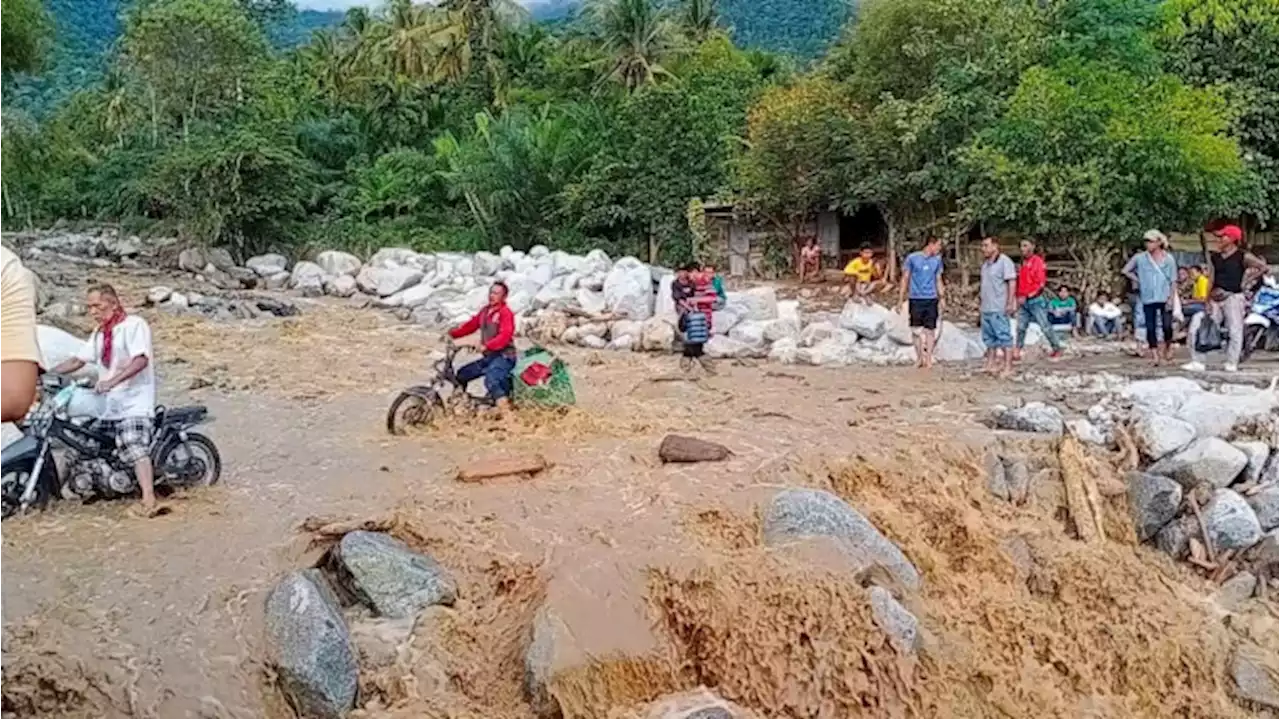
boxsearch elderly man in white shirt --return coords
[1088,291,1123,339]
[52,283,160,515]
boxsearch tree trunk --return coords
[879,205,898,283]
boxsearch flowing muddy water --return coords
[2,271,1275,718]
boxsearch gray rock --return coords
[1066,418,1109,446]
[525,605,560,718]
[1126,472,1183,542]
[799,321,835,348]
[265,271,291,291]
[202,264,243,290]
[1004,457,1031,504]
[639,317,676,352]
[1204,489,1263,551]
[1155,515,1197,559]
[263,571,357,719]
[206,247,236,271]
[728,320,769,350]
[767,337,799,363]
[1247,484,1278,532]
[995,402,1064,435]
[985,452,1008,501]
[1231,645,1279,709]
[1245,530,1278,579]
[289,261,327,297]
[315,250,362,277]
[704,335,756,359]
[357,265,423,297]
[1233,441,1271,485]
[838,301,891,339]
[725,286,778,322]
[246,253,289,277]
[336,531,457,618]
[1120,376,1203,416]
[933,322,986,362]
[1147,437,1248,490]
[1176,389,1276,440]
[1132,413,1197,461]
[1265,452,1279,484]
[147,286,173,304]
[324,274,358,298]
[763,488,920,591]
[603,257,654,320]
[178,247,209,273]
[1212,571,1257,612]
[226,266,259,288]
[867,586,918,653]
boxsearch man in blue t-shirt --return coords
[897,237,946,368]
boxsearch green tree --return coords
[1,0,51,74]
[585,0,677,90]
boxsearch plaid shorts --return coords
[113,417,154,464]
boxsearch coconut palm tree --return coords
[585,0,676,91]
[681,0,719,42]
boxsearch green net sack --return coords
[511,346,577,408]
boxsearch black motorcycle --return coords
[386,341,497,435]
[0,375,222,519]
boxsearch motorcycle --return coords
[1242,276,1279,361]
[0,374,222,519]
[386,340,496,435]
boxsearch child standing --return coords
[675,263,716,374]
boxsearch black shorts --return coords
[682,343,704,358]
[908,299,939,330]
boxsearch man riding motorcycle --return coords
[447,281,517,411]
[50,283,163,516]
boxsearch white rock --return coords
[1067,418,1109,446]
[290,261,327,296]
[777,299,800,324]
[603,257,654,321]
[508,291,534,315]
[551,251,586,276]
[768,337,799,364]
[705,335,755,359]
[581,335,607,349]
[357,266,424,297]
[534,285,573,310]
[1176,389,1277,440]
[367,247,416,270]
[729,320,769,349]
[1234,441,1272,485]
[461,286,489,312]
[995,402,1065,435]
[838,301,890,339]
[499,245,515,259]
[711,306,744,335]
[725,286,777,321]
[325,274,358,297]
[265,271,291,290]
[576,288,607,315]
[502,273,542,300]
[1133,414,1197,461]
[639,317,676,352]
[580,273,606,292]
[763,317,801,343]
[610,320,644,341]
[933,322,985,362]
[315,250,362,277]
[797,329,861,366]
[473,251,502,276]
[529,261,555,288]
[584,248,612,274]
[1204,489,1264,550]
[147,286,173,304]
[1121,377,1204,416]
[577,322,609,339]
[398,284,447,310]
[608,335,635,351]
[1148,437,1249,490]
[654,274,678,326]
[36,325,94,377]
[799,321,836,347]
[246,253,289,277]
[529,244,550,258]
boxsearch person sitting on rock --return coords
[447,281,517,410]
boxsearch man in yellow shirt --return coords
[842,245,881,303]
[1,246,41,421]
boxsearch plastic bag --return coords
[1194,314,1223,353]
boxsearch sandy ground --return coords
[2,263,1276,718]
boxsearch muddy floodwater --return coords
[3,270,1277,719]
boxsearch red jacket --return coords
[1016,254,1047,299]
[449,303,515,353]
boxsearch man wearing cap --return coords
[1183,224,1268,372]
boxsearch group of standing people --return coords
[976,237,1065,376]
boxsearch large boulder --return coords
[1121,376,1204,417]
[1132,414,1197,461]
[603,257,654,321]
[324,274,357,298]
[654,274,678,326]
[367,247,418,270]
[725,287,777,322]
[838,301,892,340]
[357,265,423,297]
[797,329,861,366]
[639,317,676,352]
[1175,389,1277,440]
[704,335,756,359]
[263,571,358,719]
[1231,644,1279,710]
[315,250,362,277]
[206,247,236,271]
[728,320,769,350]
[246,253,289,277]
[994,402,1065,436]
[799,321,836,348]
[1204,489,1263,551]
[711,306,744,336]
[577,288,607,315]
[1155,515,1198,558]
[768,337,799,364]
[584,248,612,274]
[289,261,327,297]
[178,247,209,273]
[1147,438,1248,490]
[533,285,574,311]
[763,488,920,591]
[1234,441,1272,485]
[265,271,291,291]
[473,251,502,276]
[867,586,918,654]
[1126,472,1183,542]
[1247,484,1279,532]
[933,322,985,362]
[610,319,644,341]
[335,531,458,618]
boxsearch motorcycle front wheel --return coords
[387,389,444,435]
[1,457,58,519]
[157,433,222,488]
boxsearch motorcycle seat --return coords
[156,406,208,426]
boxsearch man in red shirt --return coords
[448,281,518,408]
[1013,238,1063,361]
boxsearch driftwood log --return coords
[658,435,732,464]
[455,454,551,482]
[1059,436,1106,543]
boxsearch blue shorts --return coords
[981,311,1012,349]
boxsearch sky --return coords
[296,0,375,10]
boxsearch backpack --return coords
[1194,315,1223,353]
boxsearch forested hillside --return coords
[1,0,1273,266]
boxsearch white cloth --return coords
[1088,302,1122,320]
[74,315,156,420]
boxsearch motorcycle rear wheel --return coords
[387,390,444,435]
[157,433,222,488]
[1241,324,1265,362]
[1,457,58,520]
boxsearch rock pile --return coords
[145,286,298,321]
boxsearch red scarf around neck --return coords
[100,308,127,366]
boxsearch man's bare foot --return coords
[131,501,171,518]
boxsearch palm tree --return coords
[586,0,676,91]
[682,0,718,42]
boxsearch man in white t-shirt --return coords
[1087,291,1123,339]
[52,284,160,514]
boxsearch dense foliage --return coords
[1,0,1271,263]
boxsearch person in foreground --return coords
[1183,225,1268,373]
[898,237,945,369]
[1122,229,1178,365]
[1,246,41,422]
[448,281,517,410]
[978,236,1017,377]
[51,284,161,516]
[1013,238,1063,362]
[1087,292,1123,338]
